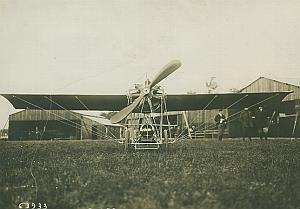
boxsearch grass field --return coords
[0,139,299,209]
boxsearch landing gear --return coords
[122,87,176,150]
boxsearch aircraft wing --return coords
[165,91,292,111]
[1,94,129,111]
[1,91,291,111]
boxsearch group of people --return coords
[214,106,269,141]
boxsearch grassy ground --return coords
[0,139,299,209]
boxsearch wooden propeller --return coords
[110,60,182,123]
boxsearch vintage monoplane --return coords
[1,60,291,149]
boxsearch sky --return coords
[1,0,300,128]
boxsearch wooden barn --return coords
[229,77,300,138]
[8,110,123,140]
[185,77,300,138]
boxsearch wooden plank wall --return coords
[9,110,81,121]
[9,110,120,139]
[81,117,107,139]
[81,117,94,139]
[185,109,228,131]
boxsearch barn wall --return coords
[185,109,229,132]
[8,120,81,140]
[81,117,110,139]
[80,115,124,140]
[9,110,81,121]
[241,77,300,101]
[81,117,92,139]
[8,110,107,140]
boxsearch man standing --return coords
[214,109,227,141]
[239,107,254,141]
[255,106,268,140]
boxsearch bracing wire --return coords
[176,93,280,139]
[74,96,122,140]
[13,92,281,141]
[195,93,280,133]
[43,96,109,138]
[75,96,90,111]
[13,96,108,139]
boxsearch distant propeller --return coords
[110,60,182,123]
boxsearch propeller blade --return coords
[110,93,144,123]
[150,60,182,88]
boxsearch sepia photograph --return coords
[0,0,299,209]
